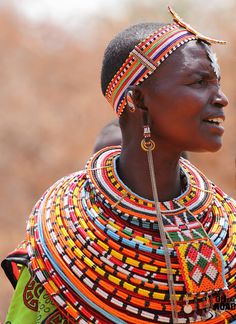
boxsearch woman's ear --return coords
[126,89,136,112]
[126,86,147,112]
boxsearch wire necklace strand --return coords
[146,148,179,323]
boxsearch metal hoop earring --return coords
[141,125,155,151]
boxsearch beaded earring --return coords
[140,125,155,151]
[140,112,155,151]
[126,90,136,112]
[139,111,178,323]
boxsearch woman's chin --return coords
[189,138,223,153]
[200,141,223,153]
[207,138,223,152]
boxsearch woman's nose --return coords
[212,89,229,108]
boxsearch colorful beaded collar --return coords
[26,148,236,323]
[87,147,215,222]
[105,7,226,116]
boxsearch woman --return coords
[3,7,236,324]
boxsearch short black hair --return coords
[101,22,167,96]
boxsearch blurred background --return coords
[0,0,235,320]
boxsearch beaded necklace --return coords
[27,147,236,323]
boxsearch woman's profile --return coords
[2,6,236,324]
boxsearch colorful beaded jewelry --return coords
[26,147,236,323]
[126,90,136,112]
[105,23,196,116]
[141,125,155,151]
[105,7,226,116]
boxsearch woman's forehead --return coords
[178,42,220,79]
[150,41,220,82]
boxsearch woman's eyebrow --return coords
[186,70,220,80]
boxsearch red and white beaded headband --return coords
[105,6,226,116]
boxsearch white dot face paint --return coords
[204,44,220,79]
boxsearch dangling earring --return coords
[140,112,155,151]
[140,111,178,322]
[126,90,136,112]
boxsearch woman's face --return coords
[141,41,228,153]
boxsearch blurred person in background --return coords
[93,118,122,153]
[2,6,236,324]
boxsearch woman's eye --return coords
[189,78,219,87]
[197,79,204,84]
[189,79,207,87]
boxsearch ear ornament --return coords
[126,90,136,112]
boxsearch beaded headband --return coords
[105,6,226,116]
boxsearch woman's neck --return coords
[117,144,182,202]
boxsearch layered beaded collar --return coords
[27,147,236,323]
[86,147,215,223]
